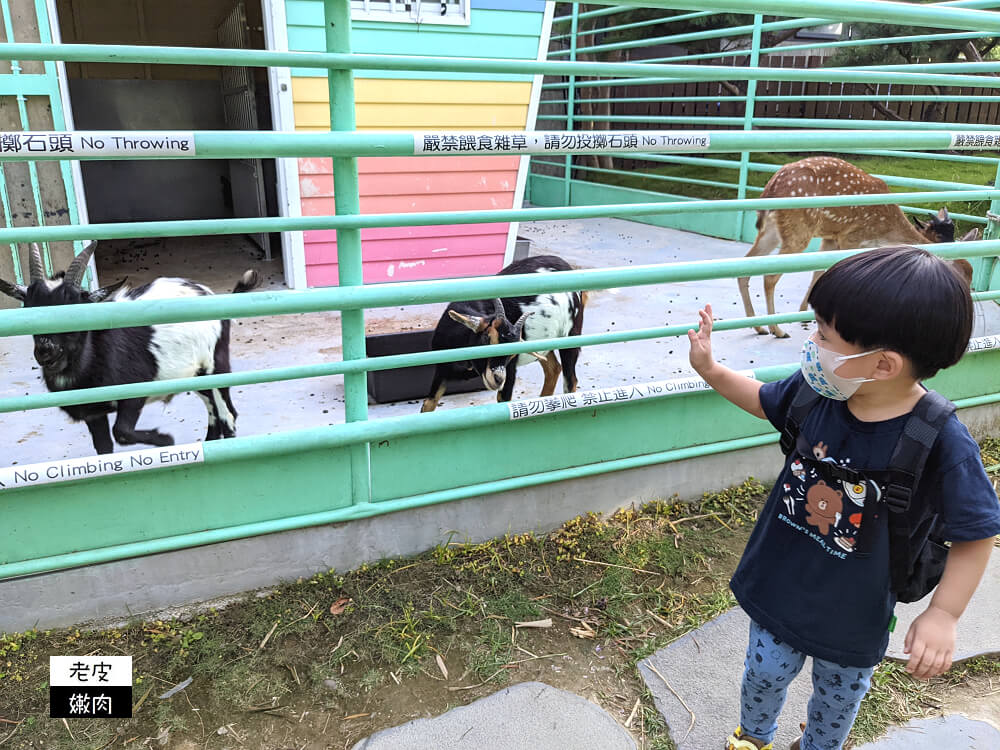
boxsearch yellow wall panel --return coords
[357,104,529,130]
[291,77,533,131]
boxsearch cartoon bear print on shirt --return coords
[804,480,843,535]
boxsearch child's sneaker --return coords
[725,726,773,750]
[789,721,806,750]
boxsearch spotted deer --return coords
[738,156,978,338]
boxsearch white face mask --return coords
[800,338,882,401]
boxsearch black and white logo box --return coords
[50,655,132,718]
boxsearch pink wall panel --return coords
[306,253,507,287]
[298,156,521,175]
[299,155,518,287]
[306,226,508,264]
[302,170,517,198]
[301,192,514,216]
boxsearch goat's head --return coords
[0,242,126,374]
[913,207,955,244]
[447,298,536,391]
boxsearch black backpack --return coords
[779,381,955,603]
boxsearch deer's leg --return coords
[739,215,782,335]
[762,234,812,338]
[539,352,562,397]
[797,239,835,329]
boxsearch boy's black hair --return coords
[807,246,972,380]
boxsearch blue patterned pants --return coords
[740,619,874,750]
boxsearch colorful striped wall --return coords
[284,0,548,287]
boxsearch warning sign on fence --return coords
[0,132,196,157]
[0,443,204,491]
[414,131,711,155]
[507,370,755,420]
[949,132,1000,149]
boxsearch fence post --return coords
[564,3,579,206]
[324,0,371,506]
[735,13,763,243]
[973,161,1000,292]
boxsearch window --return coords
[351,0,471,26]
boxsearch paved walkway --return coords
[638,552,1000,749]
[349,554,1000,749]
[350,682,636,750]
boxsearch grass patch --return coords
[0,479,765,748]
[0,472,995,748]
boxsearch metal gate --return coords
[1,0,1000,586]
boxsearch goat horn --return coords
[28,243,45,283]
[64,241,97,289]
[513,311,533,339]
[492,297,506,320]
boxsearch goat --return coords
[0,242,261,453]
[738,156,978,338]
[421,254,587,412]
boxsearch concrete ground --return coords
[4,219,1000,465]
[351,682,637,750]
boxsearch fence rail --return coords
[534,3,1000,244]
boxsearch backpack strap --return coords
[780,379,822,456]
[883,390,956,595]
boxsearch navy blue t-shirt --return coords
[731,371,1000,668]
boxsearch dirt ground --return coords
[2,483,997,750]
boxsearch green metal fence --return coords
[533,1,1000,243]
[4,0,1000,581]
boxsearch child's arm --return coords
[903,536,995,679]
[687,304,766,419]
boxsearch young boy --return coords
[687,246,1000,750]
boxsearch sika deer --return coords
[738,157,977,338]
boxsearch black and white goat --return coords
[421,254,587,412]
[0,242,261,453]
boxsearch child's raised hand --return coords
[688,304,716,376]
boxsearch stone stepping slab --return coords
[350,681,636,750]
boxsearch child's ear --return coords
[871,351,907,380]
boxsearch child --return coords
[687,246,1000,750]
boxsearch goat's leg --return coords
[498,360,519,402]
[739,215,781,335]
[112,398,174,447]
[84,415,114,454]
[207,338,238,438]
[196,389,237,440]
[539,352,562,397]
[218,388,238,437]
[558,346,581,393]
[421,370,447,413]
